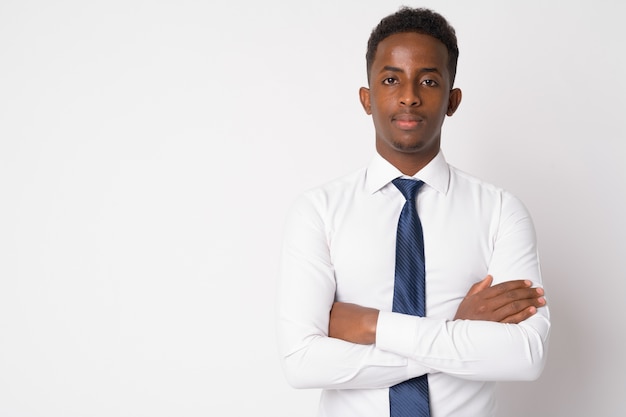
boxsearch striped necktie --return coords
[389,178,430,417]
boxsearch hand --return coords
[328,302,379,345]
[454,275,546,323]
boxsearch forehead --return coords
[372,32,449,70]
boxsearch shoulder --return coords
[295,167,366,208]
[448,164,503,194]
[448,164,531,217]
[286,166,367,222]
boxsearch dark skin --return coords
[328,32,546,345]
[359,32,461,177]
[330,276,546,345]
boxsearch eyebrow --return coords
[382,65,403,73]
[381,65,441,74]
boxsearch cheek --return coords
[371,96,393,115]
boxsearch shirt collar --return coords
[365,150,450,195]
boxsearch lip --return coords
[392,113,423,130]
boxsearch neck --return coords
[376,147,439,176]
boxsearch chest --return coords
[328,192,495,318]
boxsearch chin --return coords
[391,141,426,152]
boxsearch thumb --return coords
[466,275,493,296]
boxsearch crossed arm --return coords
[280,271,549,389]
[279,192,551,389]
[329,275,546,345]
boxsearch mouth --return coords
[392,113,423,130]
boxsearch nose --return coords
[400,83,420,106]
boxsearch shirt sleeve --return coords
[376,192,551,381]
[277,193,430,389]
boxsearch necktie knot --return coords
[392,178,424,201]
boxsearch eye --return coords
[382,77,398,85]
[421,79,439,87]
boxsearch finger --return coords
[483,279,533,299]
[466,275,493,296]
[488,290,545,314]
[495,295,546,320]
[500,306,538,324]
[488,287,545,310]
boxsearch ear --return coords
[359,87,372,115]
[446,88,462,116]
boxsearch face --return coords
[360,32,462,174]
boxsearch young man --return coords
[277,7,550,417]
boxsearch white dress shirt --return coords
[277,151,550,417]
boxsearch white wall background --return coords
[1,0,624,416]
